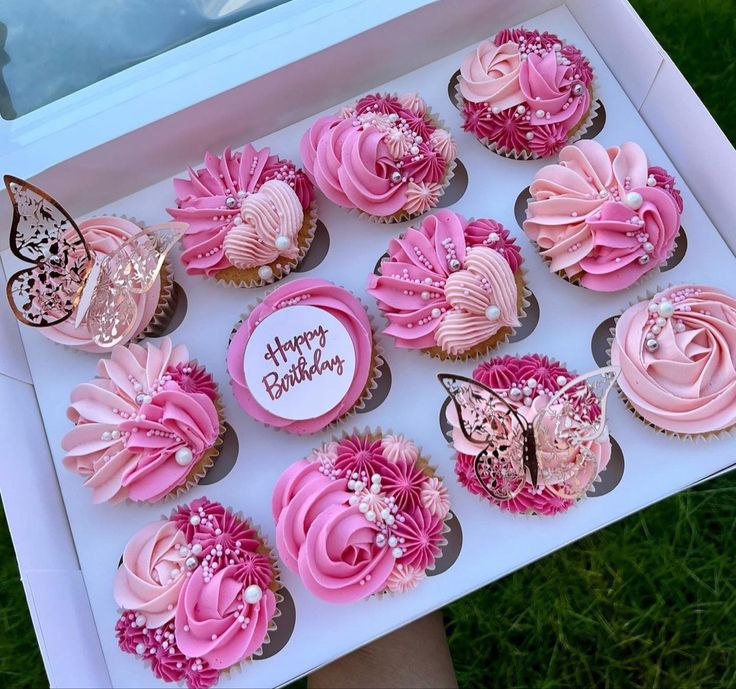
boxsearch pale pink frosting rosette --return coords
[300,92,456,222]
[457,28,598,159]
[43,216,171,353]
[114,498,281,689]
[227,277,381,435]
[445,355,612,515]
[368,210,528,359]
[272,430,452,603]
[524,140,682,291]
[62,337,223,504]
[168,144,317,286]
[610,285,736,436]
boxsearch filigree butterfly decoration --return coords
[5,175,186,347]
[438,366,619,501]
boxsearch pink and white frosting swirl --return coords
[300,92,455,218]
[611,285,736,434]
[227,278,374,434]
[459,28,595,157]
[272,432,451,602]
[45,217,162,352]
[62,338,220,503]
[168,145,314,276]
[524,140,682,291]
[115,499,279,688]
[368,210,522,356]
[447,355,611,515]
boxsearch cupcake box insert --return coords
[1,2,735,688]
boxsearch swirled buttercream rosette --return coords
[609,284,736,438]
[300,92,457,223]
[443,354,614,515]
[114,498,282,689]
[272,428,452,602]
[455,27,600,160]
[227,278,383,435]
[523,140,683,292]
[368,210,530,361]
[62,337,226,504]
[168,144,318,287]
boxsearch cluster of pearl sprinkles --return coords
[643,289,694,352]
[315,450,409,568]
[102,366,197,467]
[505,374,570,407]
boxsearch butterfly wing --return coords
[438,374,528,500]
[532,366,619,500]
[5,175,92,327]
[84,223,185,347]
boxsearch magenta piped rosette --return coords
[272,430,452,602]
[62,338,224,504]
[457,28,597,159]
[523,140,683,291]
[300,92,457,222]
[447,355,612,516]
[114,498,280,689]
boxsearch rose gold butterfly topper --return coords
[4,175,186,347]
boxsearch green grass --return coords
[1,1,735,687]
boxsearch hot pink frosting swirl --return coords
[227,278,373,434]
[459,29,595,157]
[113,520,188,628]
[524,140,681,290]
[368,210,522,355]
[174,566,276,669]
[447,355,611,514]
[272,432,451,602]
[611,285,736,434]
[62,338,220,503]
[44,216,162,352]
[168,145,314,276]
[300,93,454,218]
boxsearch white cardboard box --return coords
[1,1,735,688]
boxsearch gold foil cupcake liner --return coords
[212,201,319,288]
[228,288,385,436]
[454,75,601,160]
[605,286,735,441]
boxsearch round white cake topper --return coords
[244,305,357,421]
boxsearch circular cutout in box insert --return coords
[507,290,540,343]
[149,281,188,338]
[448,69,462,109]
[587,435,624,497]
[254,586,296,660]
[515,186,532,231]
[294,220,330,273]
[660,227,687,272]
[357,358,392,414]
[427,510,463,576]
[439,397,453,442]
[591,315,617,368]
[435,159,468,209]
[579,100,606,140]
[198,423,238,485]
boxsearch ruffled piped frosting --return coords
[368,210,523,356]
[611,285,736,434]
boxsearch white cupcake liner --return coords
[212,201,319,288]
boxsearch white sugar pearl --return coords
[175,447,193,466]
[258,265,274,281]
[625,192,643,210]
[658,300,674,318]
[244,585,263,604]
[485,305,501,321]
[392,547,403,558]
[135,614,146,627]
[274,235,291,251]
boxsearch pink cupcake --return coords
[368,210,527,359]
[523,140,683,291]
[168,145,317,287]
[300,92,457,222]
[441,354,615,515]
[610,284,736,437]
[62,338,224,503]
[114,498,281,689]
[457,27,598,159]
[272,430,451,602]
[227,278,380,435]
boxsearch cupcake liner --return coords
[351,96,458,224]
[212,201,319,288]
[228,289,385,435]
[325,426,453,593]
[424,266,531,361]
[605,286,735,441]
[138,258,177,340]
[454,75,601,160]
